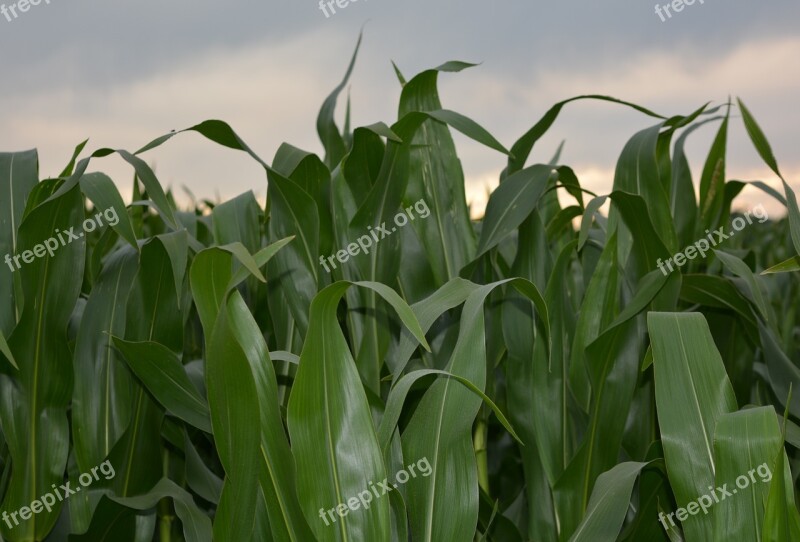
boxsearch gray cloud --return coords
[0,0,797,214]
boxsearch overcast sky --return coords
[1,0,798,216]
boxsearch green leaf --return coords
[737,98,800,256]
[183,432,222,505]
[112,339,212,433]
[72,246,139,472]
[679,274,757,329]
[569,462,651,542]
[762,440,800,541]
[474,164,553,260]
[712,407,782,540]
[396,65,488,286]
[759,323,800,421]
[79,172,138,250]
[714,249,771,322]
[402,279,547,542]
[762,256,800,275]
[206,294,261,541]
[58,138,88,177]
[648,312,738,542]
[318,32,362,168]
[286,281,429,542]
[0,185,85,541]
[698,107,729,232]
[226,291,315,541]
[505,95,665,176]
[424,110,509,155]
[569,232,619,412]
[578,196,607,251]
[111,478,213,542]
[52,148,179,230]
[386,277,480,383]
[0,328,17,371]
[0,149,39,335]
[266,169,319,337]
[378,368,523,455]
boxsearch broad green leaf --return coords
[473,165,554,261]
[569,232,619,412]
[712,407,782,540]
[505,240,577,541]
[608,125,678,268]
[226,292,315,541]
[402,279,547,542]
[273,144,334,257]
[206,295,260,541]
[101,235,183,541]
[112,339,211,433]
[0,184,85,541]
[569,462,651,542]
[212,191,262,256]
[648,312,738,542]
[561,269,677,536]
[266,169,319,337]
[72,246,139,472]
[190,243,279,335]
[397,66,486,287]
[79,172,138,250]
[342,127,387,207]
[286,281,429,542]
[0,150,38,335]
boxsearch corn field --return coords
[1,40,800,541]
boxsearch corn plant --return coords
[1,38,799,541]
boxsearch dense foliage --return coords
[1,40,799,541]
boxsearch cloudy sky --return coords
[1,0,798,216]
